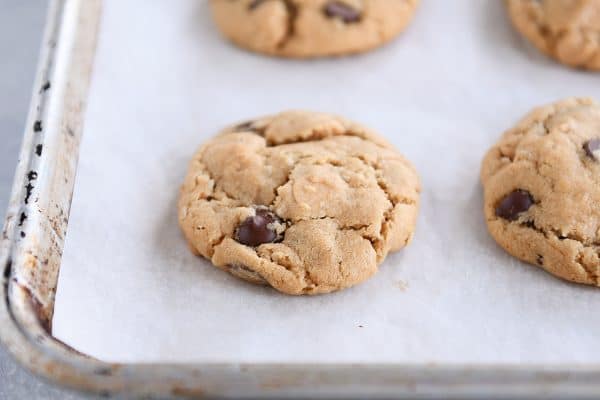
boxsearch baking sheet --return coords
[53,0,600,364]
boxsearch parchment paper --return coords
[53,0,600,363]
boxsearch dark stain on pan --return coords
[1,216,11,240]
[24,183,34,204]
[3,258,11,280]
[51,336,91,357]
[66,126,74,137]
[35,144,43,156]
[94,367,113,376]
[41,81,51,92]
[24,170,38,204]
[20,231,26,238]
[18,212,27,227]
[48,215,64,241]
[33,121,43,132]
[16,281,52,333]
[172,387,205,397]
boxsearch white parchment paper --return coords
[53,0,600,363]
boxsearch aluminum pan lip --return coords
[2,0,600,398]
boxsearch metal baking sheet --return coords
[53,0,600,365]
[3,0,600,398]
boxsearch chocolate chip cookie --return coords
[507,0,600,70]
[178,111,421,294]
[209,0,420,58]
[481,98,600,286]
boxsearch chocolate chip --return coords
[323,1,361,23]
[584,138,600,160]
[537,255,544,266]
[248,0,266,10]
[235,209,281,247]
[495,189,534,221]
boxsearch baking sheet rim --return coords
[2,0,600,398]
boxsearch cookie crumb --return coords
[395,280,409,291]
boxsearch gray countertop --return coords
[0,2,99,399]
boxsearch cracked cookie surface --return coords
[178,111,420,294]
[507,0,600,70]
[481,98,600,286]
[209,0,420,58]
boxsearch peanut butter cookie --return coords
[482,98,600,286]
[179,111,421,294]
[507,0,600,70]
[209,0,420,58]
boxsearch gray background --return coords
[0,2,97,399]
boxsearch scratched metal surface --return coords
[0,1,99,399]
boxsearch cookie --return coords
[507,0,600,70]
[209,0,420,58]
[481,98,600,286]
[178,111,420,295]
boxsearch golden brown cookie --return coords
[209,0,420,58]
[481,98,600,286]
[178,111,421,295]
[507,0,600,70]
